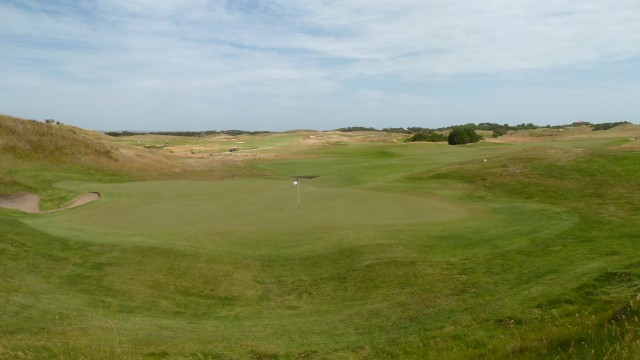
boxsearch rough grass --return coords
[2,116,640,358]
[0,114,117,163]
[0,115,268,208]
[0,114,168,207]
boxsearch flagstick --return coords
[297,179,301,210]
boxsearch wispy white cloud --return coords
[1,0,639,130]
[282,0,640,77]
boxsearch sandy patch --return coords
[299,132,406,144]
[0,192,101,214]
[485,137,542,143]
[0,192,41,213]
[298,134,352,144]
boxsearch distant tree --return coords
[103,130,271,137]
[407,131,448,142]
[591,121,631,131]
[514,122,537,130]
[448,128,470,145]
[492,128,508,137]
[104,131,139,137]
[448,127,481,145]
[465,127,481,143]
[335,126,378,132]
[407,127,429,133]
[383,127,410,133]
[44,119,56,124]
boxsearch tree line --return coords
[104,130,272,137]
[403,121,632,145]
[102,121,632,143]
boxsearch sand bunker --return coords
[0,192,101,214]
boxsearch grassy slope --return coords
[422,137,640,358]
[0,114,183,209]
[2,116,640,358]
[0,114,263,208]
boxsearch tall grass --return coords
[0,114,116,163]
[0,115,185,207]
[0,115,273,206]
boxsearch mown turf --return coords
[22,179,478,251]
[2,123,640,359]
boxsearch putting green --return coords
[22,179,483,251]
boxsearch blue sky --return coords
[1,0,639,131]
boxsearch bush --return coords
[448,127,481,145]
[406,131,448,142]
[591,122,631,131]
[492,128,508,137]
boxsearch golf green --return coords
[23,179,483,252]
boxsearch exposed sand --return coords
[0,192,101,214]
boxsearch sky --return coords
[1,0,639,131]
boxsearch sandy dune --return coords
[0,192,101,214]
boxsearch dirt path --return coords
[0,192,101,214]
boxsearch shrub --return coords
[406,131,448,142]
[492,128,508,137]
[591,122,631,131]
[448,127,481,145]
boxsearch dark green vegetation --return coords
[105,130,272,137]
[447,127,482,145]
[590,121,632,131]
[104,121,630,140]
[2,114,640,359]
[406,131,448,143]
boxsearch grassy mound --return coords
[0,115,185,208]
[0,114,116,163]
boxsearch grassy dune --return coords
[0,114,268,208]
[2,115,640,358]
[0,114,185,209]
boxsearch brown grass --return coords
[487,124,640,144]
[0,114,116,163]
[0,114,187,178]
[0,114,279,197]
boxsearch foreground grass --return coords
[2,121,640,358]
